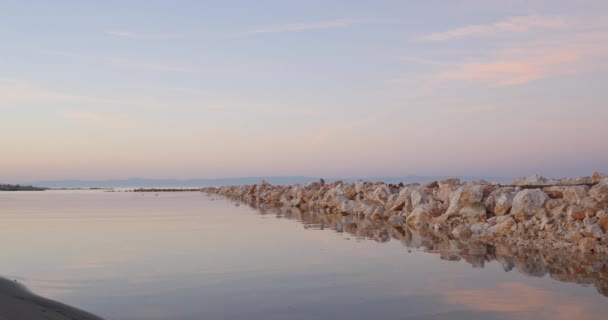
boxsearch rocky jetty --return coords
[203,173,608,255]
[131,188,203,192]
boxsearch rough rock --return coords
[511,189,549,221]
[451,224,472,239]
[589,179,608,204]
[202,173,608,256]
[494,192,515,216]
[563,186,588,205]
[446,183,484,215]
[545,199,567,218]
[579,238,598,252]
[584,224,605,239]
[488,217,516,235]
[598,216,608,233]
[514,174,555,186]
[411,189,428,209]
[458,203,488,223]
[406,205,433,228]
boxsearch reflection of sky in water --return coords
[0,191,606,320]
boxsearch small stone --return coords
[388,215,405,226]
[586,224,605,238]
[592,172,605,184]
[597,216,608,233]
[579,237,598,252]
[470,222,488,235]
[543,186,566,198]
[545,199,567,218]
[566,231,583,243]
[568,206,588,220]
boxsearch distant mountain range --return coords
[20,175,514,189]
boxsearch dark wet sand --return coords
[0,278,103,320]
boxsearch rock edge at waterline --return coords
[0,277,104,320]
[203,173,608,255]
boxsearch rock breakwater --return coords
[203,173,608,255]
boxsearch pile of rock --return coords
[202,173,608,254]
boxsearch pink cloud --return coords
[436,51,579,86]
[422,15,573,41]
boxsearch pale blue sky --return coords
[2,0,608,181]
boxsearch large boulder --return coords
[406,204,441,229]
[387,187,413,212]
[542,186,566,199]
[563,186,588,205]
[446,183,484,215]
[459,203,488,223]
[485,187,515,213]
[451,224,472,239]
[589,178,608,204]
[433,178,460,203]
[340,200,357,215]
[411,189,428,209]
[369,184,392,206]
[513,174,556,186]
[355,200,385,218]
[510,189,549,221]
[488,217,516,235]
[388,215,405,226]
[494,192,515,216]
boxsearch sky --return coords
[1,0,608,182]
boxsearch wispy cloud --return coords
[444,105,497,114]
[106,58,187,72]
[105,29,178,39]
[421,15,572,41]
[248,19,362,34]
[64,111,130,127]
[106,29,137,38]
[428,17,608,86]
[0,79,125,105]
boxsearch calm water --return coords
[1,190,607,320]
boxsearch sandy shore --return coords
[0,278,103,320]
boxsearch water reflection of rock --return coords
[249,202,608,298]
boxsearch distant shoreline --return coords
[0,184,47,191]
[0,277,103,320]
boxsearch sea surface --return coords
[1,190,607,320]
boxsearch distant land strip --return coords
[0,184,46,191]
